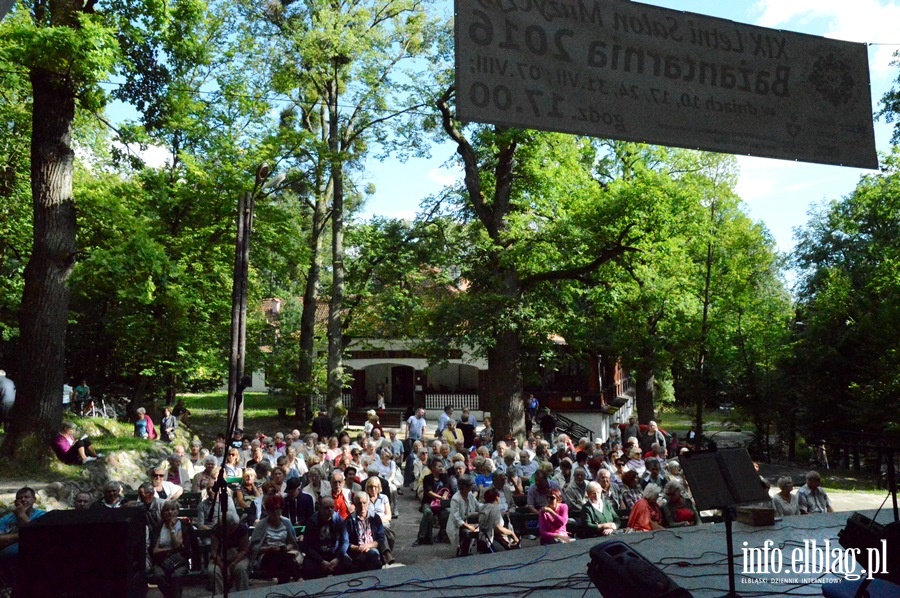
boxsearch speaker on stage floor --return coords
[587,540,692,598]
[18,506,146,597]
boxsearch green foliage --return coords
[790,148,900,435]
[878,50,900,145]
[0,47,31,353]
[0,10,119,110]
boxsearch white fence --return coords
[425,394,480,411]
[310,394,354,413]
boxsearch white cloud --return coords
[111,141,172,169]
[427,167,457,187]
[752,0,900,76]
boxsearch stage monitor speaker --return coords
[587,540,693,598]
[18,506,146,597]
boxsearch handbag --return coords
[160,551,188,575]
[429,488,451,510]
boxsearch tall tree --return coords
[254,0,442,425]
[433,93,655,440]
[0,1,119,456]
[68,0,275,410]
[791,149,900,438]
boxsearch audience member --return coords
[0,370,14,433]
[249,494,302,584]
[0,486,45,586]
[640,458,668,489]
[235,470,260,511]
[365,477,394,563]
[192,456,218,492]
[301,497,352,580]
[223,448,243,479]
[538,488,571,544]
[563,467,588,518]
[447,477,479,556]
[166,453,193,492]
[595,468,623,510]
[627,483,664,532]
[526,469,560,515]
[798,471,834,514]
[583,481,619,537]
[346,492,386,571]
[415,459,451,546]
[330,471,354,520]
[772,477,800,517]
[194,479,238,532]
[94,481,125,509]
[477,488,519,554]
[660,481,701,528]
[151,465,184,501]
[151,500,197,598]
[311,411,335,440]
[160,407,177,442]
[51,422,100,464]
[134,407,157,440]
[73,491,93,510]
[284,477,315,527]
[437,405,454,435]
[208,511,250,594]
[621,470,643,509]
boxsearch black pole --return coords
[214,376,248,598]
[887,448,898,523]
[720,506,742,598]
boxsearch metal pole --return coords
[227,191,250,430]
[227,163,269,431]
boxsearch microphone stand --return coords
[214,378,247,598]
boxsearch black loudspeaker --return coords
[587,540,693,598]
[18,506,146,597]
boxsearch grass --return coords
[823,474,885,493]
[656,404,748,432]
[177,391,299,443]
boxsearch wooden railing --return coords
[603,376,634,403]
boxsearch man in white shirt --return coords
[798,471,834,514]
[406,408,427,458]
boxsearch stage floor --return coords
[233,508,898,597]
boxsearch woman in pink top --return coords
[538,488,572,544]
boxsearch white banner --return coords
[455,0,877,169]
[0,0,15,22]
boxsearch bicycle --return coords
[80,396,117,420]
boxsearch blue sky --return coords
[360,0,900,254]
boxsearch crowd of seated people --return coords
[2,409,724,594]
[399,414,719,556]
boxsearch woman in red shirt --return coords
[627,483,665,532]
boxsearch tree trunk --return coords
[326,78,345,429]
[296,187,329,420]
[227,190,254,431]
[2,67,77,459]
[694,233,714,437]
[487,331,526,442]
[635,366,656,424]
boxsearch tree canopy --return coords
[1,0,897,461]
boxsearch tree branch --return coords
[436,86,493,234]
[520,224,641,288]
